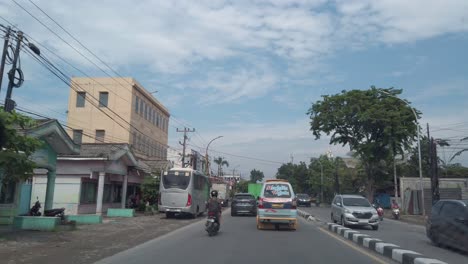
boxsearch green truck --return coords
[248,183,263,199]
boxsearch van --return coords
[256,179,297,230]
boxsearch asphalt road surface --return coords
[300,205,468,264]
[95,210,391,264]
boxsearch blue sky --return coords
[1,0,467,178]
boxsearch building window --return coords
[95,130,105,143]
[76,92,86,107]
[80,181,97,203]
[113,184,122,203]
[103,184,112,203]
[149,108,153,123]
[99,92,109,107]
[139,100,144,116]
[135,96,139,113]
[145,103,148,120]
[73,130,83,144]
[132,131,137,147]
[0,181,16,204]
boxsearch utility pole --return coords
[176,127,195,167]
[427,123,440,204]
[0,26,11,95]
[4,31,23,112]
[334,157,340,194]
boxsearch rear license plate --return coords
[238,203,249,206]
[272,204,284,209]
[207,219,215,222]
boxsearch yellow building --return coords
[66,77,170,162]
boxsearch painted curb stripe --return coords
[368,239,382,250]
[344,230,358,239]
[413,258,448,264]
[375,242,399,254]
[383,246,400,258]
[322,222,446,264]
[363,237,381,248]
[354,234,370,245]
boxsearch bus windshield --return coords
[162,171,191,190]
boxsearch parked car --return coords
[426,199,468,252]
[331,194,379,230]
[231,193,256,216]
[296,193,312,207]
[257,179,297,230]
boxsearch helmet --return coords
[210,190,218,197]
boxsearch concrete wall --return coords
[66,77,170,161]
[32,174,81,215]
[67,77,133,144]
[400,177,468,213]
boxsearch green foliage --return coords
[276,162,309,194]
[213,156,229,176]
[141,174,160,205]
[235,180,249,193]
[307,87,419,200]
[0,109,42,182]
[249,169,264,183]
[441,163,468,178]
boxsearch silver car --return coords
[331,194,380,230]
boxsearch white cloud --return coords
[2,0,467,101]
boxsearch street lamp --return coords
[205,136,223,177]
[232,165,240,177]
[381,90,425,216]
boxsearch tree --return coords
[250,169,264,183]
[449,137,468,163]
[141,174,160,205]
[213,156,229,176]
[276,162,309,194]
[307,87,419,201]
[235,180,249,193]
[0,109,42,183]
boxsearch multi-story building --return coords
[66,77,170,165]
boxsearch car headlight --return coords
[345,209,352,214]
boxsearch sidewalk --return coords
[0,213,200,264]
[383,210,426,226]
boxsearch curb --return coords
[297,209,318,222]
[326,223,447,264]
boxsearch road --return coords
[95,210,391,264]
[300,206,468,264]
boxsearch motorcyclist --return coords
[207,190,222,226]
[391,199,399,209]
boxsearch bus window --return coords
[162,170,191,190]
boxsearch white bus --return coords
[159,168,210,218]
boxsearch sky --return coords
[0,0,467,178]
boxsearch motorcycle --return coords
[373,204,384,221]
[392,207,400,220]
[29,198,42,216]
[44,207,66,220]
[205,212,220,236]
[26,198,66,220]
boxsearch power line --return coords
[186,143,284,165]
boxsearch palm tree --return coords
[213,156,229,177]
[449,137,468,163]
